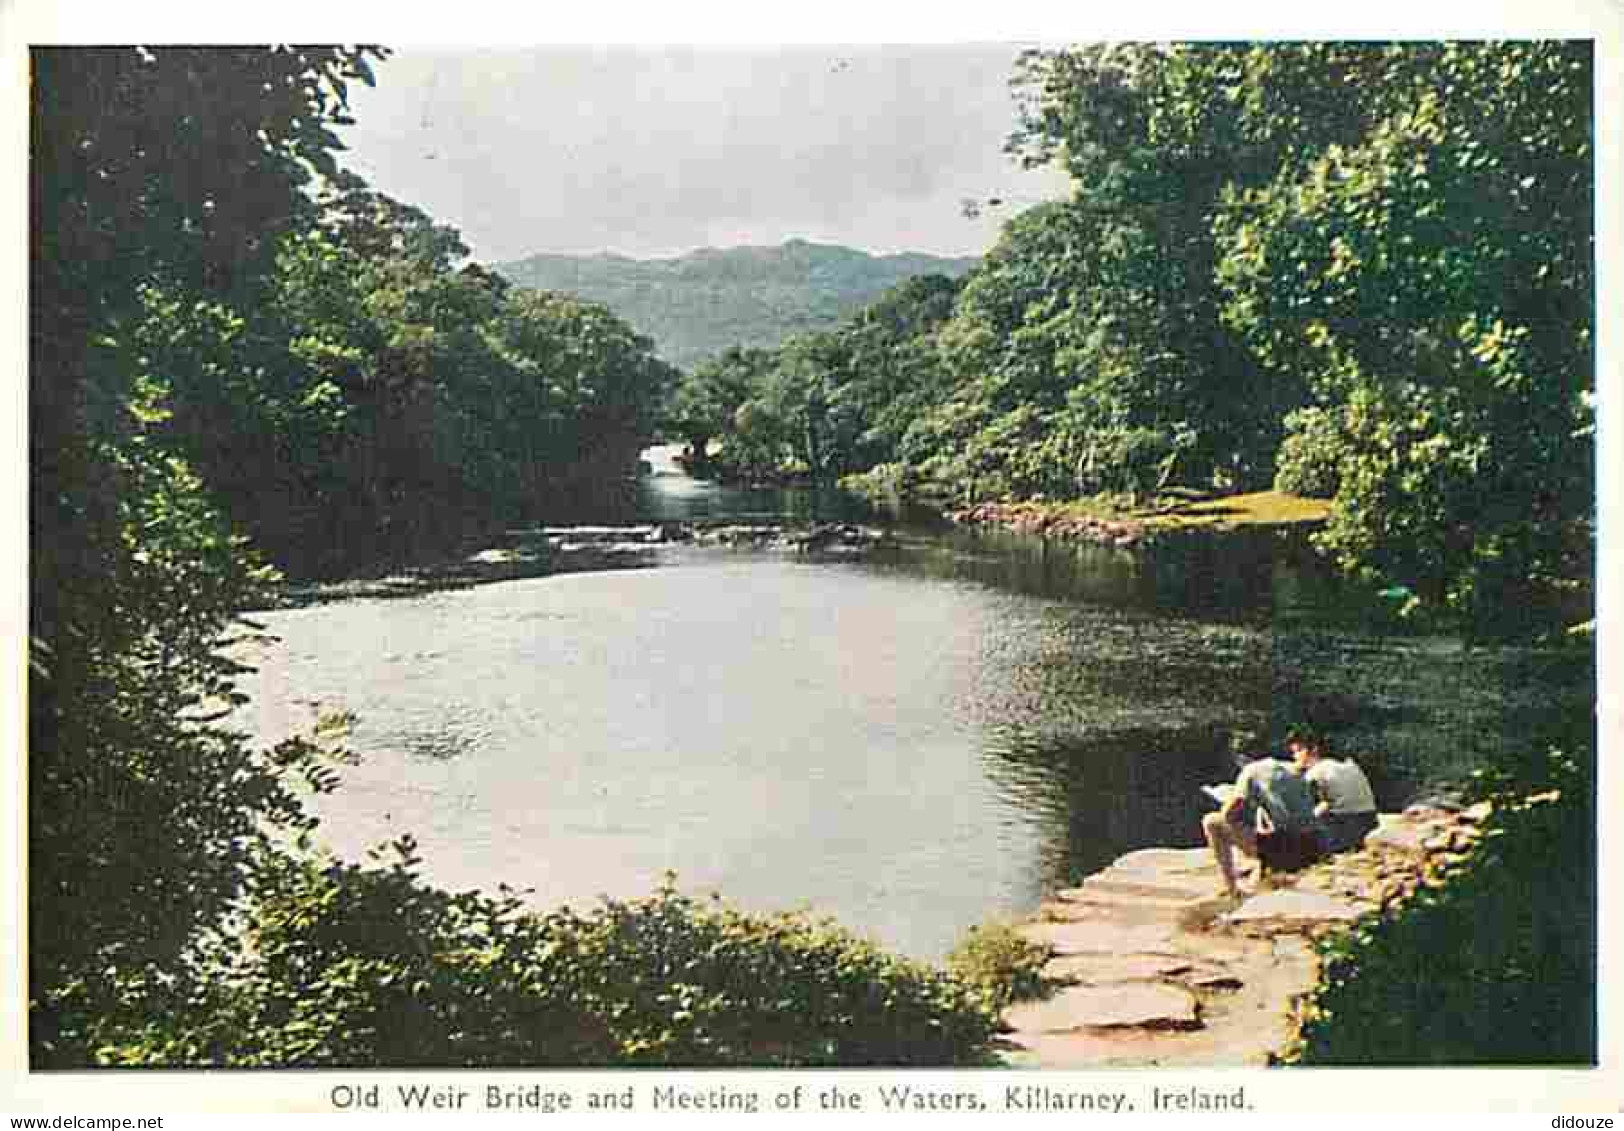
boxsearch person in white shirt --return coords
[1288,725,1379,854]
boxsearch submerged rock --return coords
[687,521,889,555]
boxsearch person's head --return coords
[1285,724,1329,769]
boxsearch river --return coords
[232,445,1586,960]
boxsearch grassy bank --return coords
[944,489,1332,543]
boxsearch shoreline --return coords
[945,490,1333,552]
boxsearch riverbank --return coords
[947,490,1332,551]
[998,803,1488,1067]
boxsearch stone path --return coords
[999,805,1489,1067]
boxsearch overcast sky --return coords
[335,46,1075,264]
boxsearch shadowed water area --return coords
[234,446,1587,960]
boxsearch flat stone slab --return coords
[1167,935,1264,964]
[1222,889,1363,926]
[1004,983,1200,1032]
[1110,847,1217,875]
[1364,814,1442,857]
[1174,894,1250,931]
[1054,884,1201,910]
[1039,896,1190,927]
[1001,1026,1188,1069]
[1271,935,1316,964]
[1043,953,1198,983]
[1044,953,1245,994]
[1018,920,1180,956]
[1076,876,1215,902]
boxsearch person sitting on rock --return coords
[1202,750,1321,902]
[1288,724,1379,854]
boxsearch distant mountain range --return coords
[495,238,980,369]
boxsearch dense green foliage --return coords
[127,170,675,577]
[1288,736,1594,1065]
[1214,43,1593,621]
[684,42,1593,629]
[30,46,383,1065]
[91,855,997,1068]
[498,239,979,370]
[945,921,1054,1011]
[664,345,775,477]
[665,274,964,486]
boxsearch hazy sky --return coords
[335,46,1075,264]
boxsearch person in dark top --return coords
[1202,752,1320,901]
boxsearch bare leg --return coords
[1202,811,1259,898]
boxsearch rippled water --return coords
[233,447,1587,959]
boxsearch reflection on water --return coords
[979,724,1240,894]
[378,715,491,763]
[877,527,1278,626]
[633,443,874,525]
[232,447,1591,961]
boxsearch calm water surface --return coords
[235,446,1583,959]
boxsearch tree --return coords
[664,347,776,476]
[996,44,1300,492]
[1213,42,1593,621]
[29,45,384,1064]
[127,163,678,576]
[869,45,1340,505]
[489,287,675,510]
[834,274,962,468]
[755,333,863,483]
[904,201,1105,501]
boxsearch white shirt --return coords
[1306,757,1377,815]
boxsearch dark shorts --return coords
[1318,810,1379,854]
[1256,824,1322,873]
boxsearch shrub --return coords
[92,837,613,1068]
[539,878,1000,1066]
[945,919,1053,1010]
[1284,742,1594,1065]
[1273,405,1344,499]
[95,860,1001,1069]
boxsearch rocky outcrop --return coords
[272,521,893,606]
[536,521,891,558]
[945,491,1332,553]
[683,522,889,556]
[998,805,1492,1068]
[947,502,1153,549]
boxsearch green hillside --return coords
[495,238,979,369]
